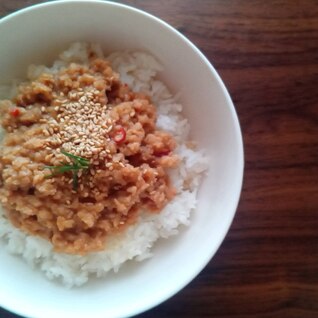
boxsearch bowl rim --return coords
[0,1,244,317]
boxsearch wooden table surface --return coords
[1,0,318,317]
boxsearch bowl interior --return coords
[0,1,243,318]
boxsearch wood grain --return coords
[1,0,318,317]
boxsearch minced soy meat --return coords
[0,53,179,255]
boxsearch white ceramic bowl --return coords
[0,1,244,318]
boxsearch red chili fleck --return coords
[9,108,20,117]
[154,149,170,157]
[113,126,126,143]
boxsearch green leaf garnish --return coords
[60,150,89,166]
[44,150,90,190]
[72,172,78,190]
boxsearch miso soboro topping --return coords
[0,56,179,255]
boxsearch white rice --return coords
[0,43,208,287]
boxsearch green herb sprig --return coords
[45,150,90,190]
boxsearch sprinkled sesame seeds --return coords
[44,86,117,161]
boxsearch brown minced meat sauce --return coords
[0,54,179,255]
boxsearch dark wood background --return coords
[1,0,318,317]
